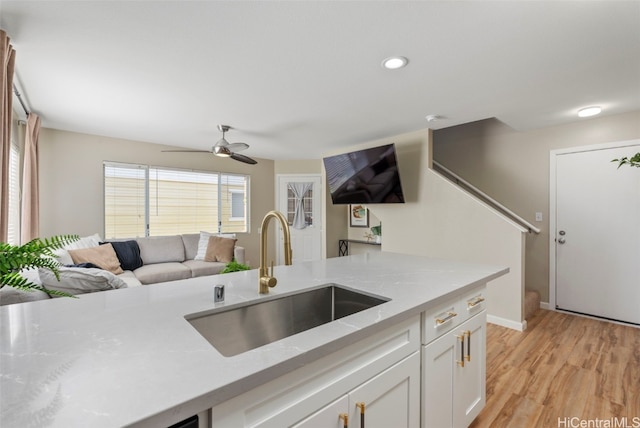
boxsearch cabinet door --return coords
[422,329,455,428]
[453,312,486,428]
[292,395,349,428]
[422,311,487,428]
[348,352,420,428]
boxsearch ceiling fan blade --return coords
[227,142,249,152]
[162,149,212,153]
[231,153,258,165]
[164,125,255,163]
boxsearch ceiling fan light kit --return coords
[213,143,232,157]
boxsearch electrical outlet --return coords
[535,212,543,222]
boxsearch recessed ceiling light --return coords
[578,106,602,118]
[382,56,409,70]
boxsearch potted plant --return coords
[0,235,79,297]
[370,223,382,244]
[220,259,252,274]
[612,153,640,168]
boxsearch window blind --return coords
[148,167,219,236]
[104,162,249,239]
[104,163,147,239]
[7,138,21,244]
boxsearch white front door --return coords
[276,175,323,264]
[552,141,640,324]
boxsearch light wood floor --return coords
[469,309,640,427]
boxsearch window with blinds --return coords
[104,162,249,239]
[7,137,21,244]
[104,163,147,238]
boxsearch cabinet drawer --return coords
[421,285,487,345]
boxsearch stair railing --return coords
[432,161,541,234]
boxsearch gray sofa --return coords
[120,234,245,286]
[0,233,245,306]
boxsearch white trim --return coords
[548,139,640,315]
[540,301,550,310]
[487,314,527,332]
[555,309,640,329]
[275,174,323,264]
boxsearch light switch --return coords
[535,212,543,222]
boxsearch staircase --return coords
[524,289,541,320]
[433,160,543,327]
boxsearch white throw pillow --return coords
[53,233,103,266]
[194,231,236,261]
[21,267,42,286]
[66,233,103,250]
[38,266,127,297]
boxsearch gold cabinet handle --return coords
[356,402,365,428]
[465,330,471,361]
[467,296,485,308]
[456,333,465,367]
[339,413,349,428]
[435,311,457,325]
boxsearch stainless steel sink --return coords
[186,284,389,357]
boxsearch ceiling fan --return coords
[163,125,257,165]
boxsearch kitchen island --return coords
[0,252,507,427]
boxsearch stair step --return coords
[524,290,541,320]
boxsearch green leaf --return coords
[221,260,252,274]
[1,234,79,298]
[612,152,640,168]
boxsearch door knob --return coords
[558,230,566,244]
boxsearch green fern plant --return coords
[612,152,640,168]
[0,235,79,297]
[220,260,251,274]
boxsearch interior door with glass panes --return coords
[277,175,322,264]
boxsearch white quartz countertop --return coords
[0,252,508,427]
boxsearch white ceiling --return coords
[2,1,639,161]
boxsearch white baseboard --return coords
[487,314,527,332]
[540,301,550,310]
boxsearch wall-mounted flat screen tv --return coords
[323,143,405,204]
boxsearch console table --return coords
[338,239,381,256]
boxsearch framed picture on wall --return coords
[349,204,369,227]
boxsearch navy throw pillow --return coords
[100,240,143,271]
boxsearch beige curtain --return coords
[21,113,41,242]
[0,30,16,243]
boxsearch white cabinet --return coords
[292,395,349,428]
[294,352,420,428]
[211,316,421,428]
[422,311,486,428]
[348,352,420,428]
[453,313,485,427]
[210,285,489,428]
[421,287,487,428]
